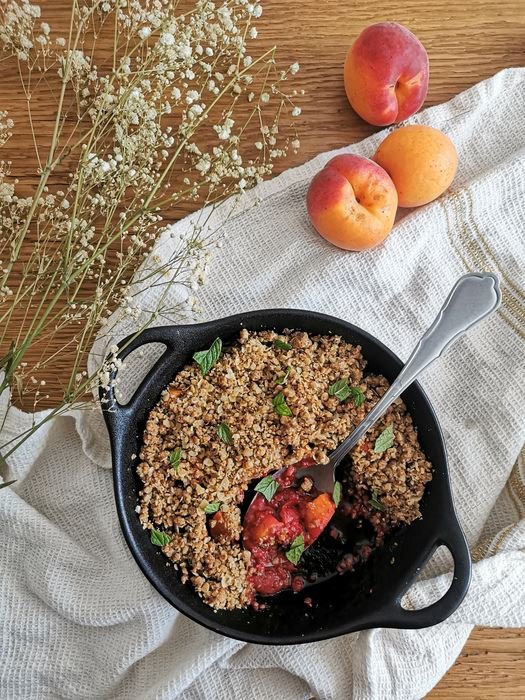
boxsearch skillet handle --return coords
[98,326,181,435]
[379,516,472,628]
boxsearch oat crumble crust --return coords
[137,329,432,610]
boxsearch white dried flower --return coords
[214,117,235,140]
[196,156,211,174]
[160,33,175,47]
[138,27,152,40]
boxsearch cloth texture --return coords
[1,67,525,700]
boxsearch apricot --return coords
[247,512,282,545]
[209,511,237,543]
[344,22,429,126]
[303,493,336,540]
[373,125,458,207]
[306,153,398,251]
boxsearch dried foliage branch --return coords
[0,0,300,458]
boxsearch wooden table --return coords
[3,0,524,695]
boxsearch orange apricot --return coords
[303,492,336,540]
[373,125,458,207]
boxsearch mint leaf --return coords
[273,338,292,351]
[204,501,221,514]
[332,481,342,507]
[217,422,233,445]
[349,386,365,407]
[285,535,305,565]
[273,391,292,417]
[373,424,394,453]
[329,379,365,407]
[275,366,291,385]
[150,529,171,546]
[193,337,222,376]
[369,490,385,511]
[169,447,182,471]
[254,475,279,502]
[328,378,352,401]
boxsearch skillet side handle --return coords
[381,517,472,629]
[98,326,179,436]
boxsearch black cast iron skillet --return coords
[100,309,471,645]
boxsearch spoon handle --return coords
[330,272,501,466]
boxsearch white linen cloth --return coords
[1,67,524,700]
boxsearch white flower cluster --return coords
[0,111,14,148]
[0,0,63,62]
[0,0,301,432]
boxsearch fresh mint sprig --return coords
[169,448,182,471]
[273,391,292,417]
[193,337,222,376]
[150,529,171,546]
[273,339,292,351]
[328,378,365,407]
[217,422,233,445]
[254,475,279,502]
[285,535,305,565]
[374,424,394,453]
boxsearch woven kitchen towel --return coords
[1,67,524,700]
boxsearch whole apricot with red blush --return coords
[344,22,429,126]
[306,154,398,251]
[374,125,458,207]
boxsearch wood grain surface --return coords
[2,0,524,695]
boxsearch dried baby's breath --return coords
[0,0,300,458]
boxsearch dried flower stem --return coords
[0,0,300,459]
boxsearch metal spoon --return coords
[249,272,501,508]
